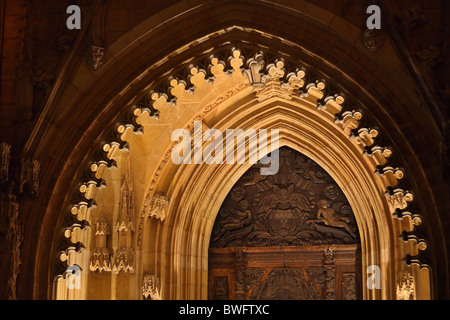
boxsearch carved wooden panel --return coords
[208,245,361,300]
[210,147,359,248]
[342,273,358,300]
[248,267,324,300]
[212,276,229,300]
[209,147,361,300]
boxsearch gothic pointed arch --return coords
[18,1,447,300]
[50,43,431,300]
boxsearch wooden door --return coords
[208,147,362,300]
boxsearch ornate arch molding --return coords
[18,0,447,299]
[54,40,431,299]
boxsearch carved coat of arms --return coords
[210,147,359,248]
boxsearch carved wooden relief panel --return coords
[208,245,361,300]
[209,147,362,300]
[210,147,359,248]
[212,276,229,300]
[248,268,324,300]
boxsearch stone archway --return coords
[132,50,430,300]
[52,44,431,300]
[18,0,448,300]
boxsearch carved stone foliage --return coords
[89,216,112,273]
[147,193,169,222]
[142,274,161,300]
[396,271,415,300]
[362,29,386,53]
[210,147,359,248]
[112,247,135,274]
[88,46,105,71]
[89,248,111,273]
[252,60,305,102]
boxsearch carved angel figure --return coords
[211,200,252,242]
[293,156,326,184]
[316,199,357,238]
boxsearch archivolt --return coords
[55,33,430,299]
